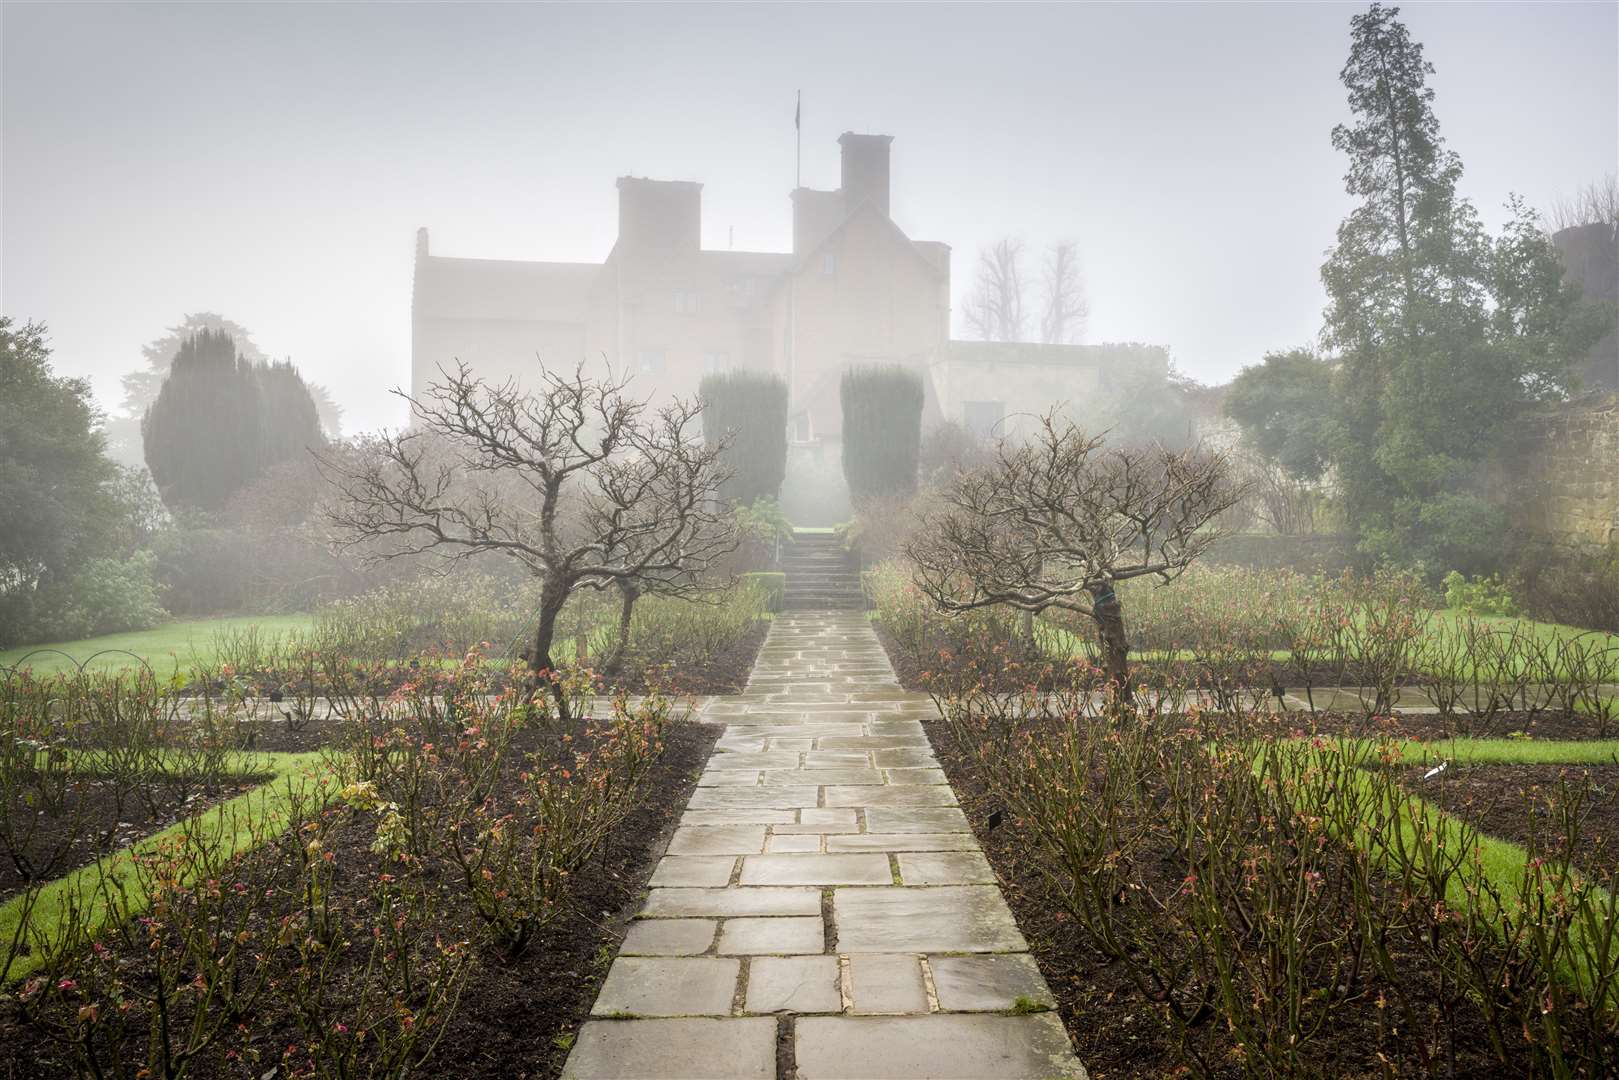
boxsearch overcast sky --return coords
[3,1,1615,433]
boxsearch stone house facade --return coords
[411,132,952,442]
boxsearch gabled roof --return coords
[771,200,949,299]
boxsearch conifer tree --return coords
[840,364,924,501]
[699,371,788,505]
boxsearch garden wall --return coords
[1504,392,1619,551]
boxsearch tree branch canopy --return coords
[906,413,1239,619]
[315,362,739,687]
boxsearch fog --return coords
[3,1,1614,434]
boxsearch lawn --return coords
[0,614,317,676]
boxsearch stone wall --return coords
[1507,393,1619,550]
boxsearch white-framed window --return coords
[637,349,666,375]
[704,351,730,374]
[792,411,813,442]
[962,400,1005,439]
[674,290,700,315]
[821,253,838,278]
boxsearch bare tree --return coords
[962,237,1027,342]
[318,363,736,717]
[906,414,1238,697]
[1039,240,1088,345]
[1548,175,1619,231]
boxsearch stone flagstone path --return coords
[562,611,1087,1080]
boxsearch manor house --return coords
[412,131,1160,453]
[413,132,954,442]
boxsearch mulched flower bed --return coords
[0,777,268,903]
[0,718,718,1079]
[921,712,1539,1078]
[1400,763,1619,879]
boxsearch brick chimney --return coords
[616,177,702,252]
[838,132,893,217]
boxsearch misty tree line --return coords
[0,316,346,647]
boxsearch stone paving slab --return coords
[562,1017,776,1079]
[795,1014,1087,1079]
[564,611,1084,1078]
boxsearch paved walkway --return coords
[562,611,1087,1080]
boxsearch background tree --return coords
[1548,174,1619,232]
[0,319,164,645]
[1039,240,1088,345]
[962,237,1028,342]
[907,413,1238,695]
[841,364,924,502]
[1320,3,1608,575]
[699,370,788,505]
[143,330,325,512]
[963,237,1090,345]
[319,364,736,717]
[108,313,342,465]
[1222,349,1337,481]
[0,319,118,596]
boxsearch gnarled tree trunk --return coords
[604,581,641,677]
[1088,581,1132,702]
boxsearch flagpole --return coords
[789,90,800,436]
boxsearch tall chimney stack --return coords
[838,132,893,218]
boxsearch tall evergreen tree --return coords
[142,330,324,512]
[1320,4,1605,574]
[699,371,788,505]
[840,364,924,501]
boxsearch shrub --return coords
[1513,542,1619,633]
[1443,570,1520,616]
[739,572,785,612]
[700,371,788,505]
[840,364,923,501]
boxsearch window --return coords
[637,349,666,376]
[962,400,1005,439]
[674,290,700,315]
[792,411,813,443]
[821,253,838,278]
[704,351,730,374]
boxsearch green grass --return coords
[1396,737,1619,767]
[1032,608,1619,675]
[0,614,317,676]
[0,750,331,983]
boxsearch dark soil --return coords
[0,718,718,1079]
[1400,763,1619,879]
[1177,707,1616,743]
[0,776,267,902]
[602,619,770,696]
[922,713,1545,1078]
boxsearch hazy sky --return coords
[4,1,1615,433]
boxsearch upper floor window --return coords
[637,349,666,376]
[674,290,700,315]
[821,253,838,278]
[704,351,730,374]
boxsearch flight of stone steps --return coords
[781,529,866,610]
